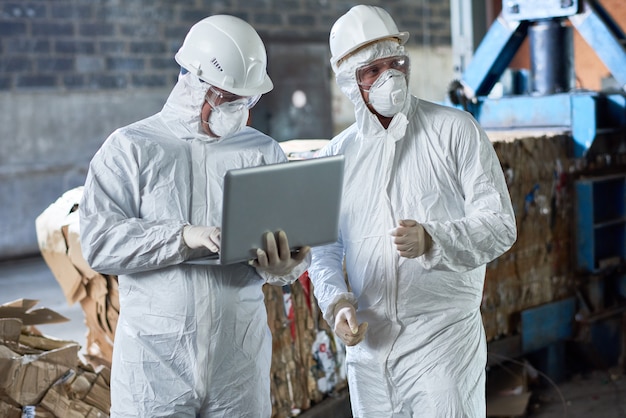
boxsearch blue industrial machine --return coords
[457,0,626,377]
[448,0,626,159]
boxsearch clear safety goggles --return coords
[204,85,261,111]
[356,55,410,89]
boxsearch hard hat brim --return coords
[218,75,274,97]
[175,54,274,97]
[331,31,409,70]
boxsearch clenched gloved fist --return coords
[333,300,368,346]
[389,219,432,259]
[253,230,310,276]
[182,225,221,253]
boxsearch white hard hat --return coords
[175,15,273,97]
[329,5,409,72]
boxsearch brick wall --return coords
[0,0,451,92]
[0,0,453,259]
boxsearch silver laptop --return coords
[185,155,344,265]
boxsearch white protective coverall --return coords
[79,72,308,417]
[309,51,517,416]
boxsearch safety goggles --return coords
[204,86,261,111]
[356,55,410,88]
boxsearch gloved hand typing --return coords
[182,225,221,253]
[252,230,310,276]
[333,300,368,346]
[389,219,432,259]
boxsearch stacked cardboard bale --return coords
[0,299,110,417]
[483,132,576,341]
[35,187,345,417]
[265,272,346,417]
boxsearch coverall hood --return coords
[335,40,411,140]
[161,71,212,142]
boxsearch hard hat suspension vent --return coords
[211,57,223,72]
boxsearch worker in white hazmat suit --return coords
[79,15,310,417]
[308,5,517,417]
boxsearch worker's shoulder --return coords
[239,126,275,143]
[97,115,178,157]
[417,99,480,130]
[109,114,161,141]
[417,98,473,120]
[231,127,284,152]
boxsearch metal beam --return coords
[569,0,626,91]
[461,15,529,98]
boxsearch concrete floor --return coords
[1,255,625,417]
[527,369,626,417]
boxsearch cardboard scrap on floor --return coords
[0,299,69,327]
[0,300,110,417]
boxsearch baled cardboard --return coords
[0,400,21,418]
[35,188,87,306]
[0,318,22,345]
[36,186,118,362]
[0,343,79,406]
[40,368,108,418]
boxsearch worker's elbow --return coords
[503,218,518,250]
[79,233,100,271]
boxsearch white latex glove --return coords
[182,225,221,253]
[252,230,310,276]
[333,300,368,346]
[389,219,432,259]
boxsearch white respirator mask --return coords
[206,102,249,139]
[366,69,408,117]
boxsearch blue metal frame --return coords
[453,0,626,158]
[502,0,581,22]
[570,0,626,89]
[469,91,626,157]
[575,174,626,272]
[521,297,576,353]
[461,18,529,98]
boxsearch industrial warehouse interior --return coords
[1,0,625,417]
